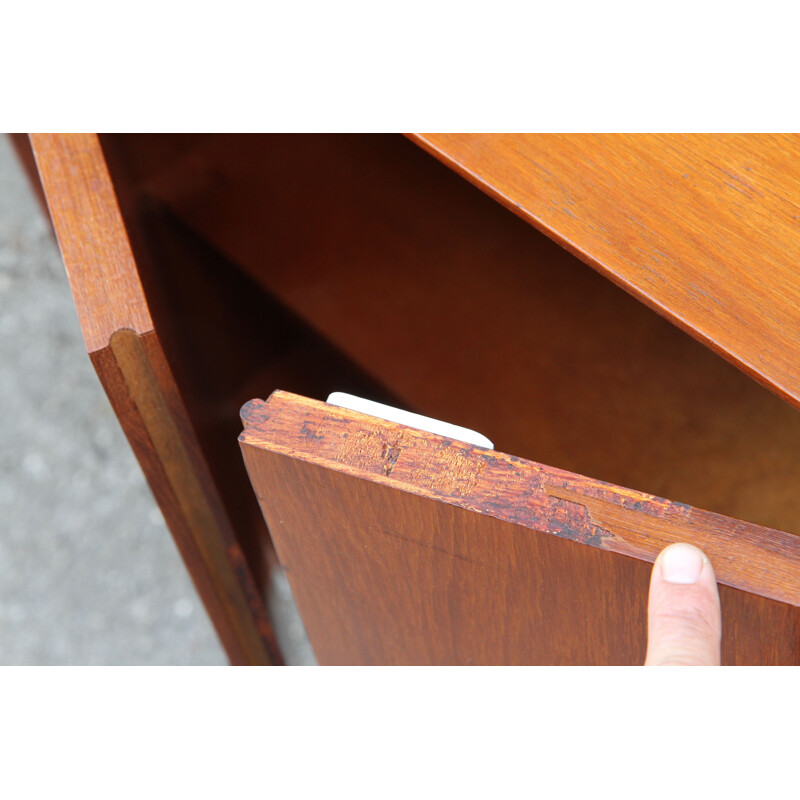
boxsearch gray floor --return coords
[0,135,312,665]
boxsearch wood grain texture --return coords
[96,330,281,664]
[145,134,800,536]
[240,391,800,665]
[95,135,410,598]
[30,134,154,352]
[30,133,280,665]
[410,134,800,411]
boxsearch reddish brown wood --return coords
[410,133,800,412]
[240,392,800,665]
[29,134,155,352]
[95,139,402,597]
[29,133,800,665]
[144,134,800,536]
[29,133,281,665]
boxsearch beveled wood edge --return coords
[98,329,282,665]
[405,133,800,413]
[28,133,282,664]
[29,133,154,353]
[240,390,800,609]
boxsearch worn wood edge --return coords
[29,133,154,353]
[405,133,800,412]
[97,329,282,665]
[240,390,800,609]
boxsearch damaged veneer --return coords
[239,391,800,665]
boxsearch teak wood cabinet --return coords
[21,133,800,665]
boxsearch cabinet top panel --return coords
[411,134,800,411]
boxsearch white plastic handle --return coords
[326,392,494,449]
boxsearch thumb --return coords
[644,543,722,666]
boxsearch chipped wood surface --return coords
[240,391,800,665]
[410,134,800,411]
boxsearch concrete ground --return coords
[0,135,313,665]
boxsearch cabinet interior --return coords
[100,133,800,592]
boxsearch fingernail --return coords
[660,543,705,584]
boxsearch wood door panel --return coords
[240,391,800,665]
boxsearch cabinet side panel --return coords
[29,133,154,352]
[30,133,281,665]
[93,331,282,665]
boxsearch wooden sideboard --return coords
[21,133,800,664]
